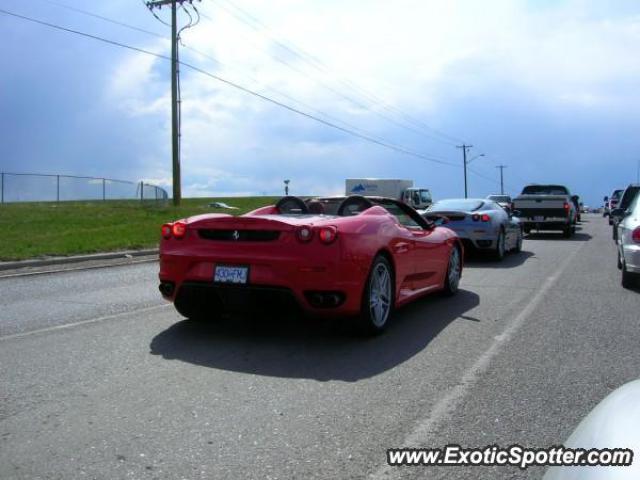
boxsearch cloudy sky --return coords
[1,0,640,205]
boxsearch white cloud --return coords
[101,0,640,203]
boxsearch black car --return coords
[611,184,640,241]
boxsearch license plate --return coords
[534,216,545,222]
[214,265,249,284]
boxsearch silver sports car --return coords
[615,192,640,288]
[424,198,523,260]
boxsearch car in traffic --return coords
[512,184,577,237]
[486,194,513,212]
[605,189,623,222]
[158,195,463,335]
[610,184,640,241]
[614,191,640,288]
[423,198,522,260]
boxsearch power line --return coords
[17,2,445,160]
[209,0,468,146]
[202,0,464,148]
[0,7,460,169]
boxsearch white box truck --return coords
[345,179,433,209]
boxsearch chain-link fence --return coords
[0,172,169,204]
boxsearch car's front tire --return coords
[357,255,394,336]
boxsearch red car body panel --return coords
[159,204,462,318]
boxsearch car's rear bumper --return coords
[445,225,498,251]
[622,244,640,273]
[520,219,570,231]
[159,251,367,317]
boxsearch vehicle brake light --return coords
[296,226,313,243]
[563,202,571,215]
[161,224,172,239]
[172,222,187,239]
[633,227,640,244]
[318,226,337,244]
[481,214,490,222]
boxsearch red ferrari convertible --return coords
[158,195,463,334]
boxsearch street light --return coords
[468,153,485,164]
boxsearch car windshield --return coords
[370,198,421,227]
[521,185,569,195]
[429,199,484,212]
[420,191,432,203]
[612,190,623,200]
[620,186,640,208]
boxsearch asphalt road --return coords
[1,214,639,480]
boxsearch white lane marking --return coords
[370,241,586,480]
[0,303,171,342]
[0,258,158,279]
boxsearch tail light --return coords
[172,222,187,239]
[563,202,571,215]
[296,226,313,243]
[161,224,172,239]
[632,227,640,244]
[472,213,490,222]
[318,226,337,244]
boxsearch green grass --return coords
[0,197,279,261]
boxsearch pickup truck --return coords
[512,184,577,237]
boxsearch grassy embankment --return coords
[0,197,277,261]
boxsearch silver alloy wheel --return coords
[448,247,461,290]
[369,262,392,328]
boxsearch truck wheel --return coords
[494,230,506,260]
[357,255,394,335]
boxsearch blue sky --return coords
[1,0,640,206]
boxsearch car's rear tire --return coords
[622,259,638,289]
[494,230,506,261]
[174,290,220,322]
[357,255,394,336]
[442,245,462,296]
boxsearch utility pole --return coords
[145,0,199,206]
[496,165,507,195]
[457,144,472,198]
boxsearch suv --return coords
[611,185,640,241]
